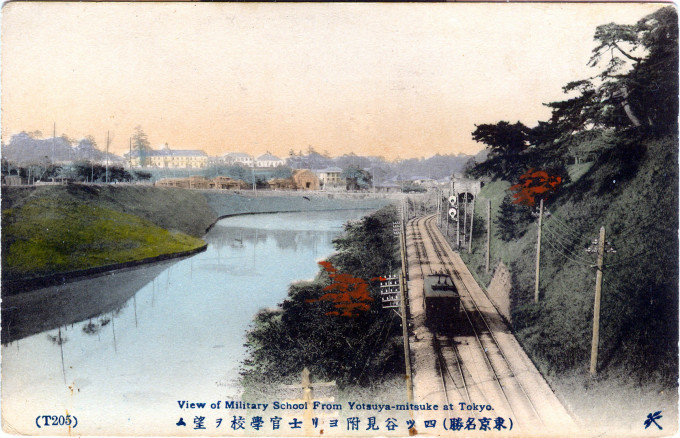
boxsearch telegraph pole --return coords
[436,189,441,227]
[399,212,413,402]
[441,190,445,227]
[105,130,110,183]
[468,196,475,254]
[456,195,460,249]
[51,123,56,180]
[534,198,544,303]
[463,194,468,248]
[445,190,450,236]
[590,226,606,376]
[485,199,491,273]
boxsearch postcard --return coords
[1,2,677,437]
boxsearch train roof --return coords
[424,272,459,298]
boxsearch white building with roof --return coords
[223,152,254,167]
[255,152,285,168]
[127,143,208,169]
[315,167,345,190]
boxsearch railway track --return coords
[408,215,544,431]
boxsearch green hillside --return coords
[1,185,214,287]
[460,6,678,386]
[2,196,206,284]
[464,135,678,384]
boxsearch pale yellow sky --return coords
[1,2,666,159]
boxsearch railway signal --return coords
[380,275,401,310]
[393,221,401,237]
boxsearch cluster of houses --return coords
[155,175,249,190]
[2,140,451,192]
[128,145,358,192]
[155,169,323,191]
[152,169,444,193]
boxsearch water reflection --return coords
[1,210,368,434]
[209,227,334,253]
[1,261,172,344]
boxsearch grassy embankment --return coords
[2,185,393,292]
[2,185,216,288]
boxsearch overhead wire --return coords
[542,221,586,247]
[612,215,666,238]
[543,213,586,240]
[602,248,656,268]
[541,226,598,266]
[547,208,670,255]
[541,221,589,251]
[542,236,596,267]
[543,214,657,269]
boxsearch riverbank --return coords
[1,185,212,294]
[2,185,395,294]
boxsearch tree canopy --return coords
[133,126,151,167]
[471,121,530,157]
[342,165,372,190]
[546,6,678,137]
[467,6,677,182]
[240,207,403,388]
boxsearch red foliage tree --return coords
[307,261,384,317]
[510,168,563,206]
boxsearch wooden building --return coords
[292,169,320,191]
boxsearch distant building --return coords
[223,152,254,167]
[411,176,437,187]
[374,182,401,193]
[267,169,320,191]
[268,178,296,190]
[155,175,247,190]
[292,169,320,191]
[256,152,285,168]
[212,176,249,190]
[128,144,208,169]
[155,175,211,189]
[315,167,344,190]
[2,175,22,186]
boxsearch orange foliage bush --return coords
[307,261,385,317]
[510,168,562,206]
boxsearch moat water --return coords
[1,210,370,434]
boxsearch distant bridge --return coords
[450,176,483,202]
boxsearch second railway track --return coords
[409,214,545,431]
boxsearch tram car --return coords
[424,271,460,330]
